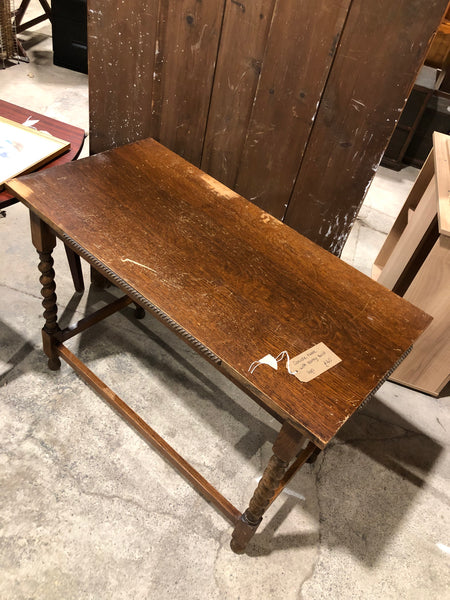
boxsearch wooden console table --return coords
[6,138,431,553]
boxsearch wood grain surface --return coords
[233,0,350,218]
[88,0,159,152]
[200,0,276,187]
[433,132,450,235]
[390,235,450,396]
[284,0,448,254]
[88,0,448,253]
[154,0,224,166]
[7,138,431,447]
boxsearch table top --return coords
[0,99,85,208]
[7,138,431,448]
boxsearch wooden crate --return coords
[373,132,450,397]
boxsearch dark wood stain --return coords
[88,0,159,153]
[88,0,448,251]
[233,0,350,218]
[201,0,276,187]
[284,0,448,254]
[8,138,431,448]
[152,0,225,165]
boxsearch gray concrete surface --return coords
[1,6,449,599]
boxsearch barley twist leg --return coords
[38,250,60,370]
[231,422,305,554]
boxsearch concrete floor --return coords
[1,8,449,600]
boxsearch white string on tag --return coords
[274,350,296,375]
[248,350,295,375]
[249,344,342,380]
[249,354,278,374]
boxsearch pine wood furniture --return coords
[7,138,431,553]
[373,132,450,396]
[0,99,85,292]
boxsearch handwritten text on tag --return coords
[290,343,341,382]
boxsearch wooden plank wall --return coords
[284,0,450,254]
[88,1,158,152]
[88,0,448,254]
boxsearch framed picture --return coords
[0,116,70,190]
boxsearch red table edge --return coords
[0,99,86,209]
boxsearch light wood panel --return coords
[390,236,450,396]
[375,178,437,291]
[433,131,450,235]
[372,151,435,281]
[373,134,450,396]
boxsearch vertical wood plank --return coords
[201,0,277,187]
[284,0,449,254]
[154,0,226,166]
[375,178,437,291]
[389,235,450,396]
[433,132,450,235]
[89,0,448,246]
[88,0,159,153]
[372,150,435,280]
[88,0,225,164]
[234,0,351,218]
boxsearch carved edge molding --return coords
[59,232,223,367]
[59,232,409,413]
[360,345,412,409]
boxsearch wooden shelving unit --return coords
[373,132,450,397]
